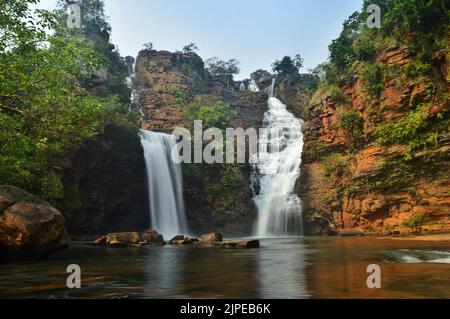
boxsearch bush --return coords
[183,98,234,130]
[322,153,348,180]
[402,213,426,233]
[339,109,365,150]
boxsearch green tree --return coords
[272,55,303,76]
[0,0,136,201]
[183,42,199,53]
[183,97,234,130]
[205,57,240,86]
[143,42,153,50]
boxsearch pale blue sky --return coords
[37,0,363,79]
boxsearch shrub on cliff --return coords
[402,213,427,233]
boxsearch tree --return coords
[143,42,153,50]
[272,54,303,76]
[0,0,134,201]
[183,42,199,53]
[183,98,234,130]
[250,69,272,82]
[0,0,55,51]
[205,57,240,86]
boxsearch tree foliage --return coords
[183,42,199,53]
[272,54,303,76]
[205,57,240,84]
[0,0,135,200]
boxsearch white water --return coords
[251,80,304,237]
[248,79,260,92]
[140,130,187,239]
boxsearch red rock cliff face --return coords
[135,50,268,235]
[280,46,450,235]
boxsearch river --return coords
[1,237,449,298]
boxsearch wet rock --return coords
[0,185,70,261]
[169,235,199,245]
[169,235,185,244]
[200,232,223,243]
[214,240,260,249]
[143,230,165,246]
[92,236,107,246]
[108,240,128,248]
[106,232,141,247]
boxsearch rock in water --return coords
[0,185,70,261]
[143,230,165,246]
[213,240,260,249]
[106,232,141,247]
[200,232,223,243]
[92,236,108,246]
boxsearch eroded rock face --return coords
[280,45,450,235]
[0,186,70,261]
[136,50,267,236]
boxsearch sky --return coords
[36,0,363,79]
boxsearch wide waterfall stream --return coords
[140,130,187,239]
[252,80,304,237]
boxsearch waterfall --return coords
[239,82,246,91]
[248,79,260,92]
[264,78,276,97]
[140,130,187,239]
[251,79,304,237]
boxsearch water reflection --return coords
[257,238,310,298]
[0,238,449,298]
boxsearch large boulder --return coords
[142,230,165,246]
[0,185,70,261]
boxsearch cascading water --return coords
[140,130,187,239]
[248,79,260,92]
[251,79,304,237]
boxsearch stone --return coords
[170,236,199,245]
[106,232,141,247]
[92,236,107,246]
[169,235,185,244]
[200,232,223,243]
[0,185,70,260]
[143,230,165,246]
[108,240,127,248]
[214,240,260,249]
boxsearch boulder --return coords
[200,232,223,243]
[106,232,141,247]
[214,240,260,249]
[0,185,70,261]
[143,230,165,246]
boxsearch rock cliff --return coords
[135,49,268,235]
[278,46,449,235]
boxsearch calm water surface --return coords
[0,237,449,299]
